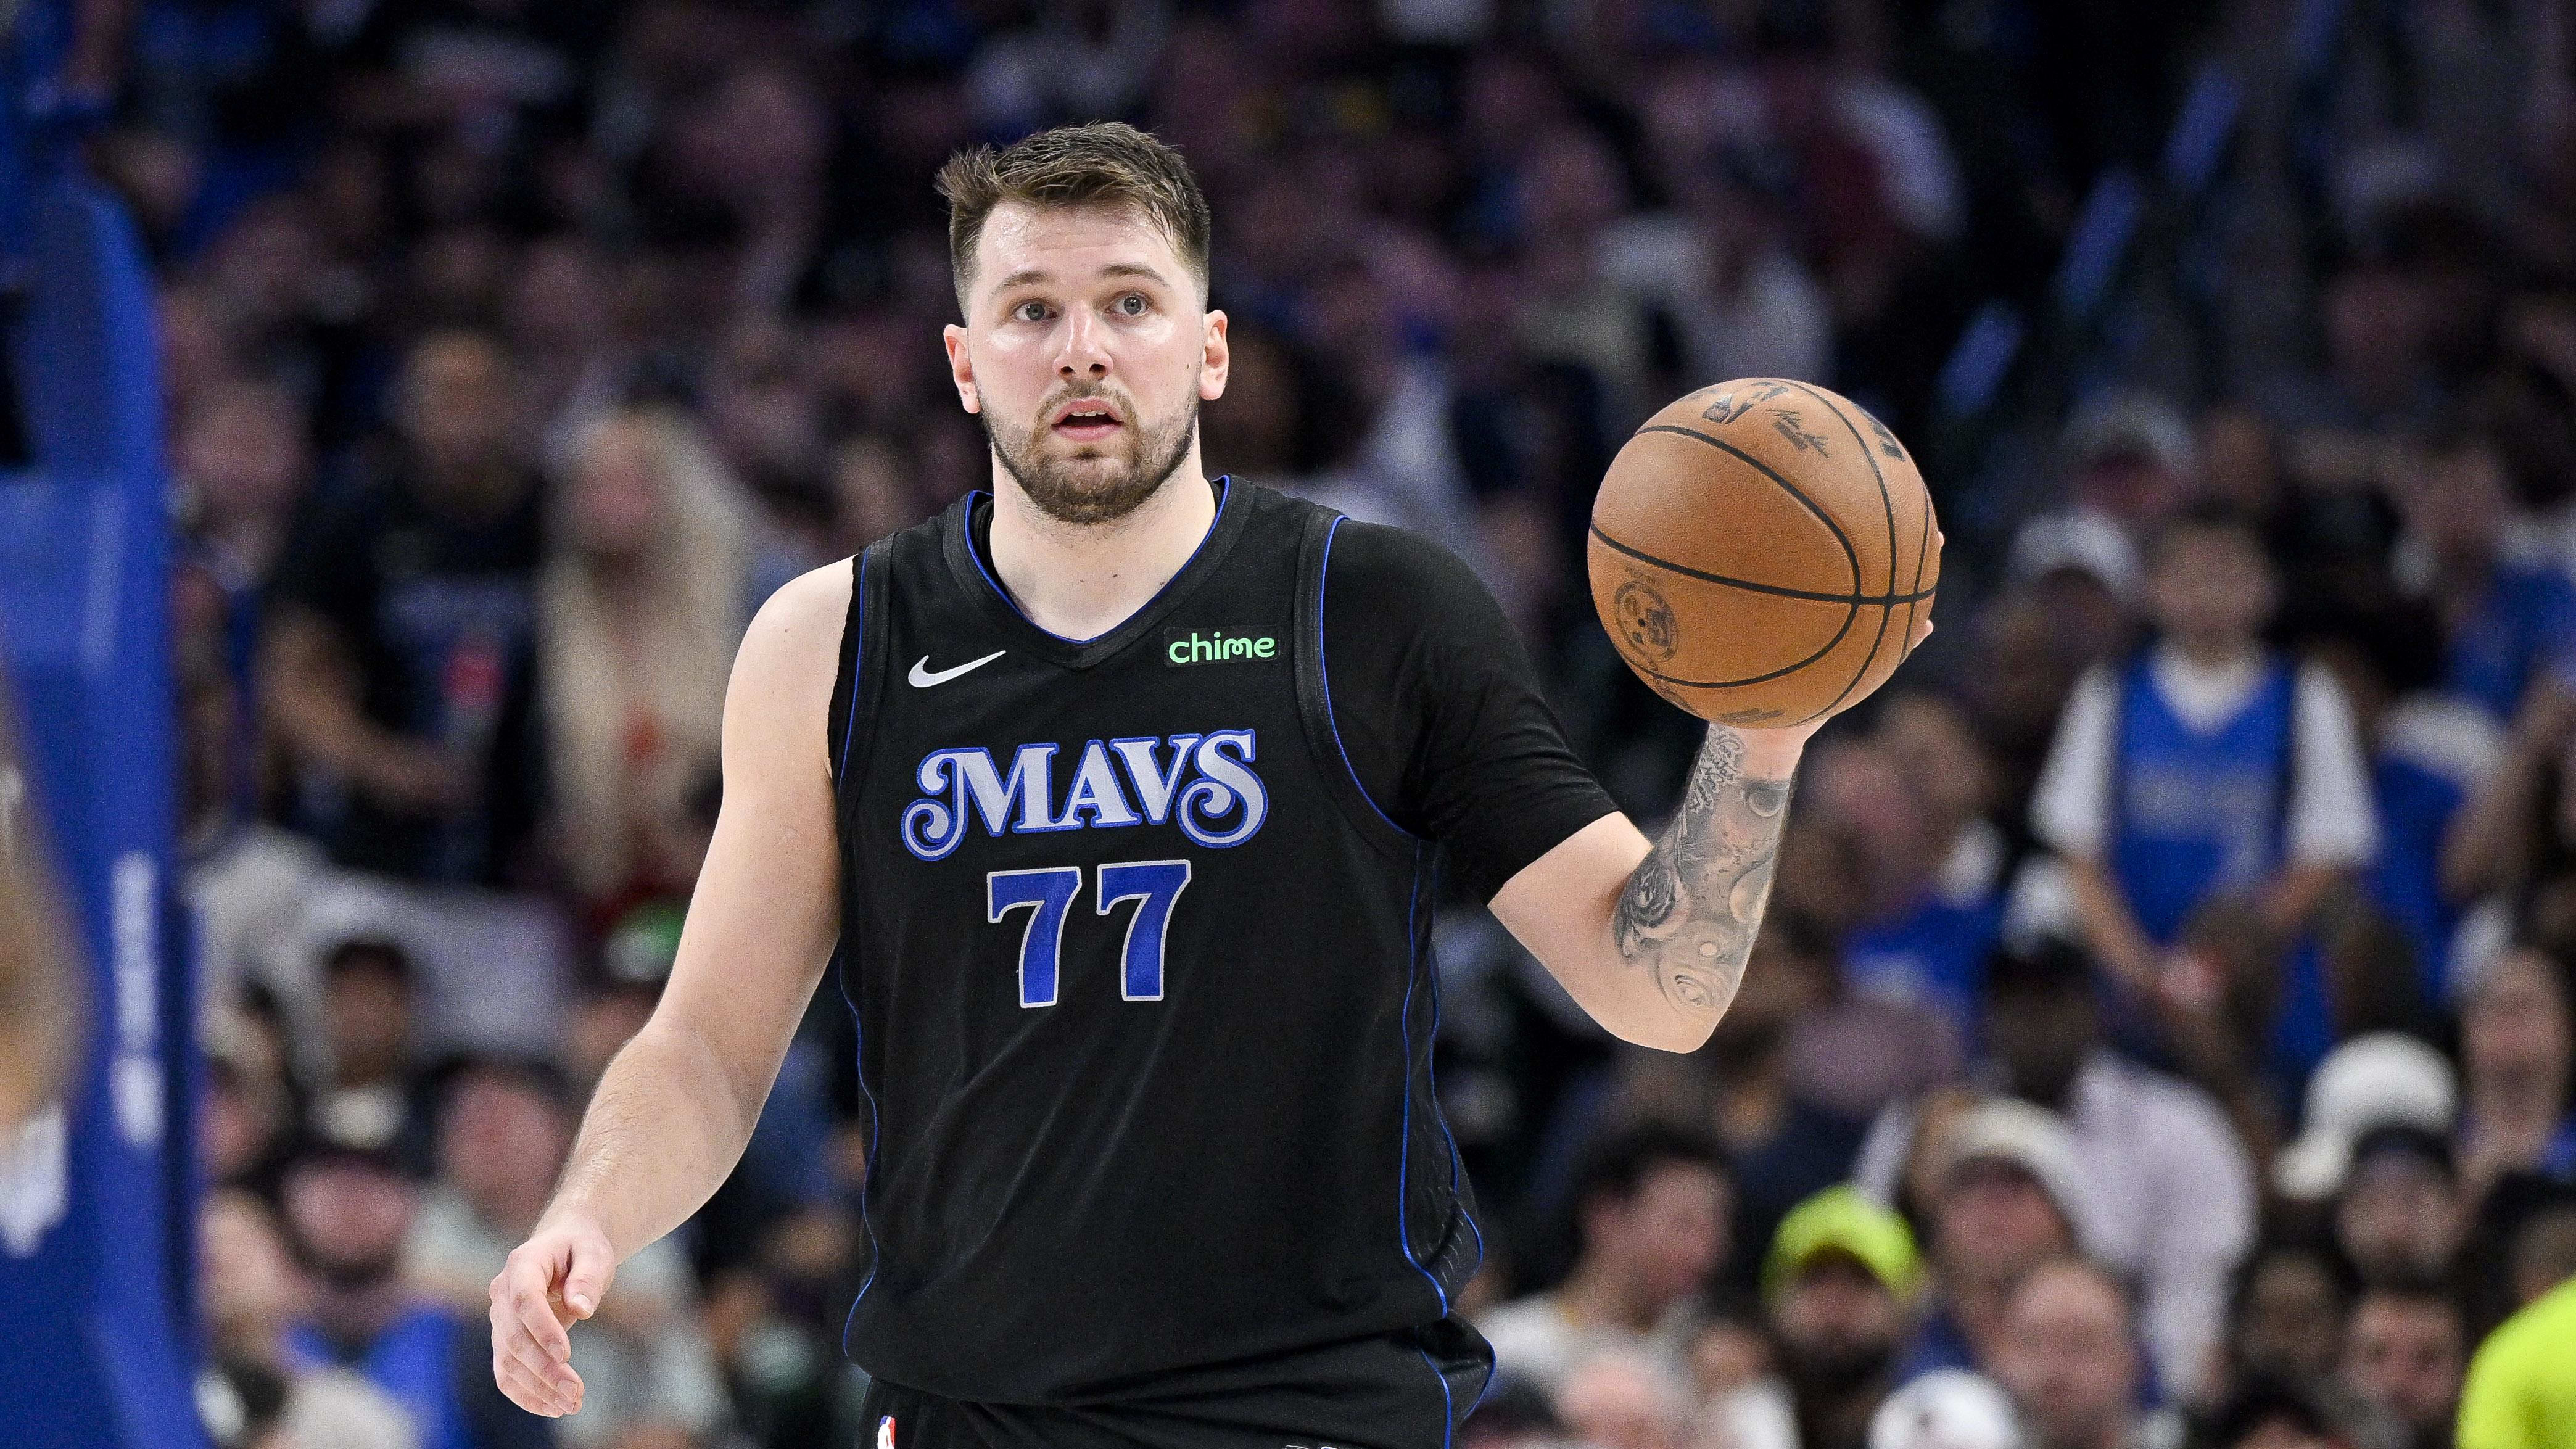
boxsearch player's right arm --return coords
[487,561,851,1419]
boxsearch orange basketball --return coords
[1588,378,1940,727]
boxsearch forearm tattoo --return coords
[1611,727,1794,1020]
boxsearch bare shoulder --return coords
[725,558,857,770]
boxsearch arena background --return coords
[3,0,2574,1447]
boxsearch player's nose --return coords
[1054,309,1111,378]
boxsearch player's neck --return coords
[986,465,1220,640]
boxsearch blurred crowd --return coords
[108,0,2576,1448]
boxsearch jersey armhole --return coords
[1291,509,1424,865]
[827,540,894,797]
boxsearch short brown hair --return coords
[935,122,1212,311]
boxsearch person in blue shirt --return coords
[2031,504,2379,1086]
[2291,600,2503,1003]
[2399,427,2576,725]
[277,1137,550,1449]
[1809,726,2007,1048]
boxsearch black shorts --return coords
[851,1318,1495,1449]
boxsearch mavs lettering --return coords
[902,730,1267,859]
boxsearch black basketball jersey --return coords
[825,477,1485,1406]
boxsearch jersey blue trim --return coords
[963,476,1233,644]
[835,950,885,1338]
[835,554,882,1337]
[1396,840,1445,1314]
[838,549,871,782]
[1417,1342,1457,1449]
[1422,854,1485,1279]
[1317,514,1422,841]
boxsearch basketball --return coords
[1588,378,1941,727]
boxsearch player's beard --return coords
[983,386,1200,527]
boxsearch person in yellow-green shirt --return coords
[2454,1276,2576,1449]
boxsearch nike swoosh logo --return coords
[908,650,1007,687]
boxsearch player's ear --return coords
[943,323,980,415]
[1198,309,1228,403]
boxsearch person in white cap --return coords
[1868,1369,2021,1449]
[1973,942,2254,1405]
[2274,1033,2459,1203]
[1898,1100,2100,1384]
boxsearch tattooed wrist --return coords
[1611,725,1796,1023]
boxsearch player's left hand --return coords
[489,1211,617,1417]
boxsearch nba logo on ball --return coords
[877,1416,895,1448]
[1611,577,1679,664]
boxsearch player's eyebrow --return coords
[991,262,1173,293]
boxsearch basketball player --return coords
[489,122,1930,1448]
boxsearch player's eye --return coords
[1115,293,1149,316]
[1012,300,1051,323]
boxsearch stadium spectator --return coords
[2289,600,2496,999]
[261,327,546,888]
[310,938,432,1171]
[1764,1187,1923,1449]
[176,377,312,703]
[1900,1099,2097,1381]
[1554,1348,1693,1449]
[2453,949,2576,1200]
[276,1136,547,1449]
[404,1058,727,1447]
[1975,941,2254,1401]
[1989,1258,2180,1449]
[1810,730,2004,1043]
[2393,428,2576,724]
[2276,1033,2461,1205]
[2219,1243,2355,1408]
[2031,504,2377,1083]
[2010,392,2197,593]
[2334,1126,2469,1286]
[2337,1279,2467,1449]
[1858,939,2252,1401]
[537,408,752,916]
[1478,1124,1730,1396]
[202,1187,418,1449]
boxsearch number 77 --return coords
[986,859,1192,1008]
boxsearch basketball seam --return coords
[1600,419,1864,697]
[1627,425,1864,595]
[1620,621,1875,688]
[1588,524,1936,605]
[1899,464,1933,662]
[1601,536,1870,688]
[1780,383,1900,725]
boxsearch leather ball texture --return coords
[1587,378,1940,727]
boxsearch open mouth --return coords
[1051,398,1125,442]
